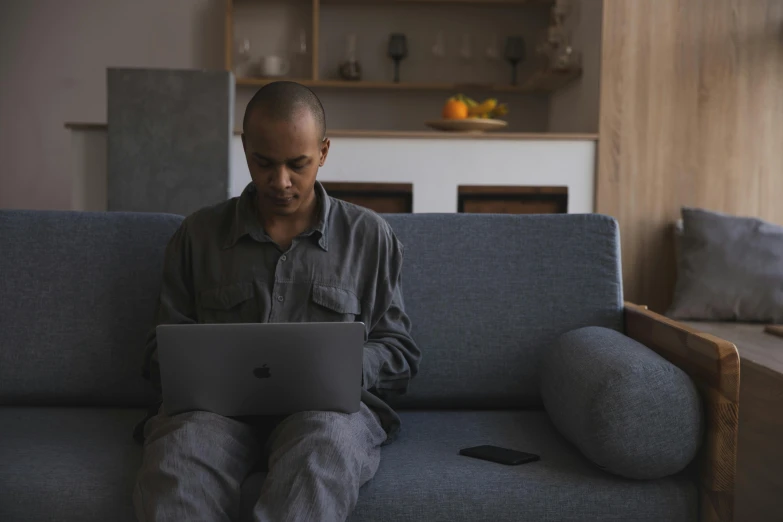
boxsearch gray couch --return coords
[0,210,711,522]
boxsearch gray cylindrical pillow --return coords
[540,326,703,479]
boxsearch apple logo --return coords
[253,365,271,379]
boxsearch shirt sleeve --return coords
[141,220,197,393]
[362,236,421,398]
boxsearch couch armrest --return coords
[625,303,740,522]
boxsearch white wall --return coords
[0,0,224,210]
[547,0,603,133]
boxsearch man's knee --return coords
[268,408,382,467]
[282,409,360,440]
[143,409,254,452]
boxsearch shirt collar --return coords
[223,181,331,251]
[312,181,331,251]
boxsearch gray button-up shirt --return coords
[142,182,421,438]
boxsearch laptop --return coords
[156,322,365,417]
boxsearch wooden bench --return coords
[683,321,783,522]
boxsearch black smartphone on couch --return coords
[459,445,540,466]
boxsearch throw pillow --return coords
[540,326,703,480]
[668,207,783,322]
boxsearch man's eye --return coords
[290,164,306,171]
[255,161,272,169]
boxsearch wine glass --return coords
[388,33,408,83]
[289,29,308,77]
[431,30,446,59]
[346,33,358,63]
[504,36,526,86]
[485,35,500,61]
[234,37,253,77]
[459,34,473,61]
[294,29,308,56]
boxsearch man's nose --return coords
[269,167,292,191]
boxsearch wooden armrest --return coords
[624,303,740,522]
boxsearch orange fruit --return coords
[442,99,469,120]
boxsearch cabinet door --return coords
[321,182,413,213]
[458,186,568,214]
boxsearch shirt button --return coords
[277,295,284,302]
[280,255,287,261]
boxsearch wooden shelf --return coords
[65,122,598,141]
[324,130,597,140]
[235,69,581,94]
[320,0,551,5]
[227,0,579,97]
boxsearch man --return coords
[134,81,421,522]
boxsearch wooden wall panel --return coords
[597,0,783,312]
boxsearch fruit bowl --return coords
[433,94,509,132]
[425,118,508,133]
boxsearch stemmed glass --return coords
[388,34,408,83]
[431,31,446,59]
[504,36,526,86]
[234,38,253,78]
[459,34,473,61]
[485,35,500,61]
[294,29,308,56]
[291,29,308,77]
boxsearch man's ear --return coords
[319,138,330,167]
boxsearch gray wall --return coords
[0,0,224,210]
[0,0,592,211]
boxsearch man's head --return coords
[241,81,329,218]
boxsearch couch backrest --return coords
[0,210,622,410]
[0,210,182,407]
[382,214,624,409]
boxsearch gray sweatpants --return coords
[133,403,387,522]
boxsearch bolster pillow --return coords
[540,326,703,479]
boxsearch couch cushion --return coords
[3,408,696,522]
[0,210,183,407]
[0,407,146,522]
[668,207,783,322]
[382,214,624,409]
[239,411,697,522]
[540,327,703,479]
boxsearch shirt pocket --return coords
[310,283,362,323]
[198,281,258,323]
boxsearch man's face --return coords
[242,109,329,217]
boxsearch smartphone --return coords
[459,445,540,466]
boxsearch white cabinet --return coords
[69,127,596,214]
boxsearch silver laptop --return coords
[156,322,365,417]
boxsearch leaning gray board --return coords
[107,68,234,215]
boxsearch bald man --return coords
[134,82,421,522]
